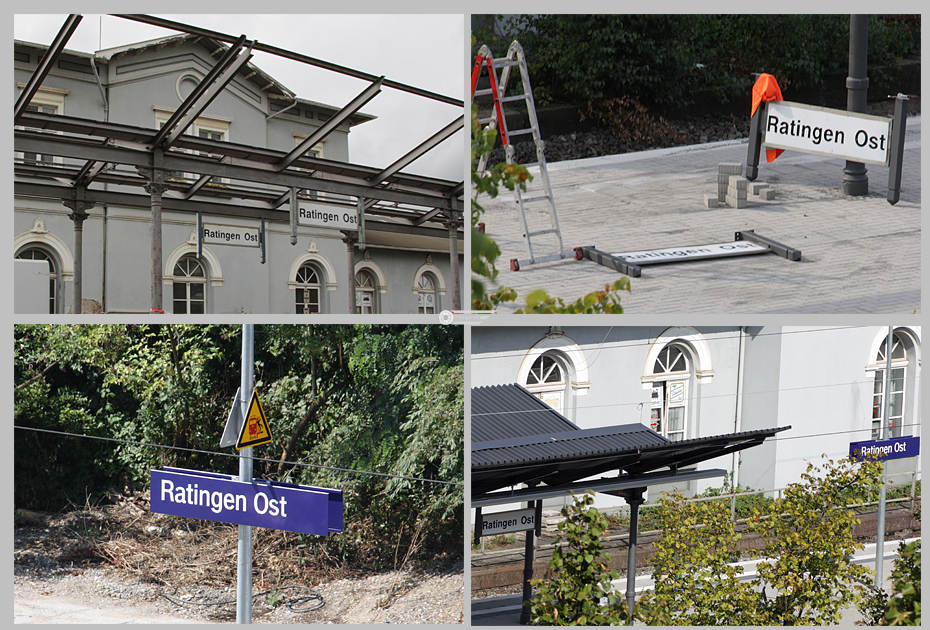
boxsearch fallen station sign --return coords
[612,240,769,265]
[764,101,892,166]
[150,467,343,536]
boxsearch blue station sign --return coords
[150,467,343,536]
[849,436,920,462]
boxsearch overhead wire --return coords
[12,425,463,487]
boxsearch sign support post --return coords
[886,95,910,205]
[237,324,254,624]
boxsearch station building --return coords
[14,31,464,314]
[471,325,921,509]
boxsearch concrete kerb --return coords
[476,116,920,314]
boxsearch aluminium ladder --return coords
[472,41,566,271]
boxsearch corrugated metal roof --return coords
[472,383,790,497]
[471,384,580,442]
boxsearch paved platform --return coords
[475,116,920,314]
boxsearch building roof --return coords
[472,384,789,497]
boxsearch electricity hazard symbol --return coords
[236,390,273,450]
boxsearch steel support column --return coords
[62,186,95,314]
[344,234,356,314]
[843,15,869,196]
[519,498,536,625]
[446,205,461,310]
[138,149,172,313]
[623,487,646,623]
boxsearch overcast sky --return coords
[14,14,465,183]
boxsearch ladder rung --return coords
[527,229,560,237]
[473,88,495,97]
[478,117,497,125]
[495,59,521,68]
[518,195,551,203]
[508,128,534,137]
[500,94,529,103]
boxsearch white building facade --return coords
[14,35,463,314]
[471,325,921,509]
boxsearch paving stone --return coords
[718,162,743,175]
[728,175,749,190]
[725,194,748,208]
[477,117,921,314]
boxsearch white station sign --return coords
[297,202,359,230]
[764,100,892,165]
[202,225,260,247]
[480,507,536,536]
[613,241,768,264]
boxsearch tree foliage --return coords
[13,324,464,571]
[879,539,921,626]
[529,457,888,625]
[475,15,921,109]
[529,491,629,625]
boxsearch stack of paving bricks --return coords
[704,162,775,208]
[722,162,748,208]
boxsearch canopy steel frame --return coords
[13,14,83,121]
[14,14,464,314]
[117,14,464,107]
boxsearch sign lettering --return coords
[764,101,892,165]
[297,202,358,230]
[849,436,919,462]
[613,241,768,265]
[479,508,536,537]
[150,467,343,536]
[202,225,260,247]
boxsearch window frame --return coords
[171,255,207,314]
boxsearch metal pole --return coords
[624,488,645,624]
[843,15,869,195]
[875,325,893,588]
[447,204,461,311]
[237,324,255,624]
[345,235,356,314]
[519,499,535,625]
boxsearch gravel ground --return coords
[13,504,464,624]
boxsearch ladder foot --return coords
[510,258,520,272]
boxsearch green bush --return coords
[474,14,921,110]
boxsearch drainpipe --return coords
[732,326,746,490]
[265,96,299,121]
[90,55,109,311]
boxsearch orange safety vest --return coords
[751,73,785,162]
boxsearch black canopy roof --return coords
[472,384,789,498]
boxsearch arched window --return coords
[869,332,910,440]
[355,269,377,314]
[525,353,569,415]
[416,273,438,314]
[649,343,691,441]
[172,256,206,314]
[295,263,322,314]
[16,246,58,314]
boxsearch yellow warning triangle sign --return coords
[236,390,273,450]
